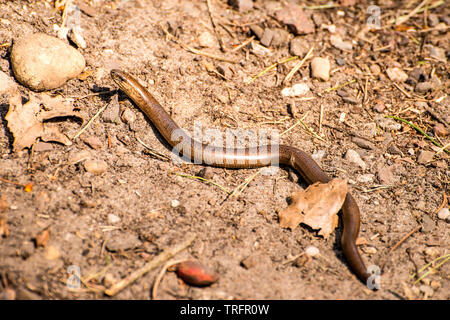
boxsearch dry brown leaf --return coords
[5,90,83,152]
[279,178,348,238]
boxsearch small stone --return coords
[362,246,377,254]
[330,34,352,51]
[275,3,314,35]
[68,150,91,164]
[373,101,385,113]
[310,57,330,81]
[352,136,375,150]
[106,232,142,252]
[270,28,290,47]
[289,37,308,57]
[248,42,272,56]
[437,208,449,221]
[69,28,87,49]
[335,57,345,66]
[170,199,180,208]
[217,64,233,79]
[121,108,136,124]
[427,14,439,27]
[387,144,403,155]
[198,31,216,48]
[409,67,425,82]
[260,29,274,47]
[228,0,253,12]
[386,67,408,82]
[377,165,396,185]
[11,33,85,91]
[421,215,435,233]
[108,214,121,224]
[82,135,103,150]
[241,254,259,269]
[370,64,381,76]
[376,116,402,131]
[311,150,325,162]
[433,123,448,137]
[84,159,107,174]
[281,83,310,97]
[103,273,116,288]
[423,44,446,61]
[102,96,120,123]
[417,150,434,164]
[415,82,433,94]
[344,149,366,170]
[357,174,374,184]
[249,25,264,40]
[305,245,320,257]
[197,167,213,180]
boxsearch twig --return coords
[171,172,232,194]
[230,36,254,52]
[247,55,299,84]
[280,112,309,136]
[136,136,171,161]
[323,79,356,93]
[283,47,314,84]
[206,0,226,51]
[385,115,449,154]
[72,102,109,140]
[151,259,187,300]
[389,225,421,253]
[229,168,264,198]
[104,233,196,296]
[395,0,430,26]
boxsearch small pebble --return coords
[275,3,314,35]
[217,64,233,79]
[68,150,91,164]
[362,246,377,254]
[171,199,180,208]
[44,245,61,260]
[417,150,434,164]
[415,82,433,94]
[329,34,352,51]
[228,0,253,12]
[270,28,290,47]
[433,123,448,137]
[386,67,408,82]
[424,247,440,258]
[310,57,330,81]
[377,165,396,185]
[84,159,108,174]
[419,285,434,297]
[437,207,449,221]
[421,215,435,233]
[121,108,136,124]
[106,232,142,252]
[352,136,375,150]
[357,174,374,184]
[260,28,274,47]
[289,37,309,57]
[373,101,385,113]
[423,44,446,61]
[305,245,320,257]
[344,149,366,170]
[370,64,381,76]
[198,31,216,48]
[82,136,103,150]
[250,25,264,40]
[108,214,121,224]
[11,33,85,91]
[281,83,310,97]
[248,42,272,56]
[376,116,402,131]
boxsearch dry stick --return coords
[151,259,187,300]
[230,36,254,52]
[135,136,171,161]
[394,0,431,25]
[389,225,421,253]
[206,0,226,51]
[72,102,109,140]
[104,233,196,297]
[435,192,448,213]
[283,47,314,84]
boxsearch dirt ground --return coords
[0,0,448,300]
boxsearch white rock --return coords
[345,149,367,170]
[330,34,352,51]
[386,67,408,82]
[311,57,330,81]
[108,214,121,224]
[305,245,320,257]
[437,207,449,221]
[170,199,180,208]
[11,33,85,91]
[357,174,375,183]
[311,150,325,162]
[281,83,310,97]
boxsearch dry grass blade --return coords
[283,47,314,84]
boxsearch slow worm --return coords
[110,69,371,285]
